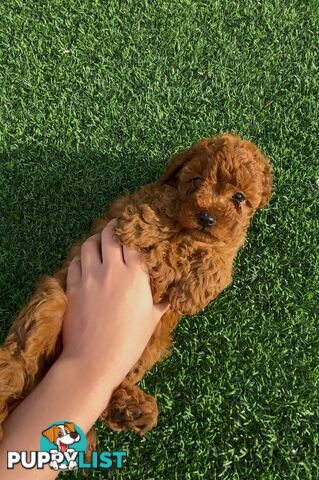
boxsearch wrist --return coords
[47,354,121,433]
[57,351,124,394]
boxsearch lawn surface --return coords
[0,0,318,478]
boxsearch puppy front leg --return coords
[0,276,67,439]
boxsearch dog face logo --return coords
[42,422,80,453]
[41,422,82,470]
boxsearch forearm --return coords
[0,355,119,479]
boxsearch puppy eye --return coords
[191,176,203,189]
[232,192,245,203]
[65,429,70,434]
[58,432,63,437]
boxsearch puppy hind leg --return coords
[0,276,67,439]
[84,426,97,464]
[102,382,158,435]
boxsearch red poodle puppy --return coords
[0,133,272,441]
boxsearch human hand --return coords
[61,220,168,388]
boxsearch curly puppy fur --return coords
[0,133,272,446]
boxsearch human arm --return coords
[0,221,167,479]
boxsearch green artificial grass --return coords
[0,0,318,478]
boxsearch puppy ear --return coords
[160,149,193,187]
[64,422,76,432]
[241,139,273,209]
[42,425,58,444]
[258,155,273,209]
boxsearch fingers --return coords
[100,219,143,269]
[121,244,142,268]
[101,220,124,266]
[80,219,142,272]
[66,256,82,290]
[71,220,123,283]
[80,233,102,277]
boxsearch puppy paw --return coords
[102,384,158,435]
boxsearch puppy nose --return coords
[196,212,216,228]
[70,432,78,439]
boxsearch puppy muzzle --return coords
[196,212,216,228]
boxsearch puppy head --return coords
[42,422,80,452]
[161,133,272,244]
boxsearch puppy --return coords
[0,133,272,445]
[42,422,80,470]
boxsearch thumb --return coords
[153,302,170,322]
